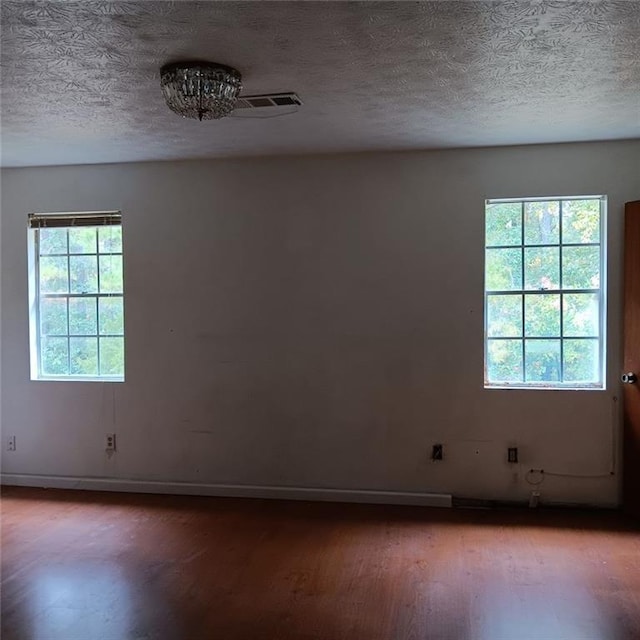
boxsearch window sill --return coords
[31,376,124,383]
[484,383,605,391]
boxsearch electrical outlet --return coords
[431,443,443,461]
[507,447,518,463]
[105,433,116,452]
[529,491,540,508]
[7,435,16,452]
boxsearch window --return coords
[484,196,605,389]
[28,211,125,381]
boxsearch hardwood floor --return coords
[2,487,639,640]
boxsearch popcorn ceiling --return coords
[1,1,638,166]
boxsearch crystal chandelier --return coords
[160,61,243,121]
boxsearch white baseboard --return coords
[1,474,452,508]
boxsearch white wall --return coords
[2,141,639,506]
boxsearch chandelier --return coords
[160,61,243,121]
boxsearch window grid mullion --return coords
[486,242,600,250]
[486,288,599,296]
[41,333,123,339]
[96,229,101,376]
[96,298,101,375]
[40,292,123,299]
[489,336,597,341]
[37,251,121,257]
[66,229,71,375]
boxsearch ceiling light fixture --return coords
[160,61,242,121]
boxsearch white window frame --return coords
[28,211,125,382]
[484,195,607,390]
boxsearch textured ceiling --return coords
[1,1,639,167]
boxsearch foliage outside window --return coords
[28,212,125,381]
[484,196,605,389]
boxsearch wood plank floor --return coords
[2,487,640,640]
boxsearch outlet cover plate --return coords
[105,433,116,451]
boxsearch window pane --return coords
[525,294,560,337]
[41,337,69,375]
[562,200,600,244]
[69,297,97,335]
[524,201,559,245]
[487,295,522,337]
[40,298,67,336]
[485,202,521,246]
[563,293,599,337]
[39,256,69,293]
[562,246,600,289]
[484,197,604,389]
[69,337,98,376]
[563,339,599,383]
[487,339,523,383]
[99,297,124,335]
[485,248,522,291]
[524,247,559,290]
[100,337,124,376]
[33,220,125,381]
[39,228,67,255]
[69,256,98,294]
[525,339,561,382]
[99,226,122,253]
[99,255,123,293]
[69,227,97,254]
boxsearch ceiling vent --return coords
[234,93,303,110]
